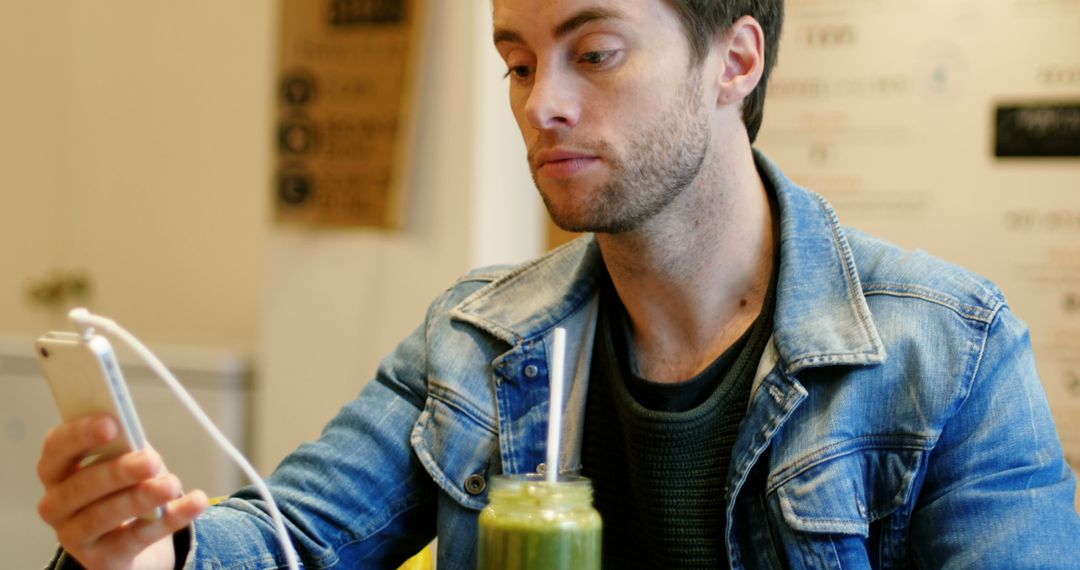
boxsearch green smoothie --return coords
[477,474,602,570]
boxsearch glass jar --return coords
[477,474,602,570]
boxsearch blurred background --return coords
[1,1,1077,566]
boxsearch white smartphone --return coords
[35,331,163,519]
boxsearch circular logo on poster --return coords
[278,168,314,206]
[281,71,316,107]
[278,117,318,155]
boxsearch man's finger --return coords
[59,472,182,546]
[38,415,118,486]
[40,449,165,529]
[96,490,210,560]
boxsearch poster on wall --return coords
[755,0,1080,507]
[275,0,425,228]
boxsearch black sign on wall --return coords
[330,0,404,26]
[995,102,1080,158]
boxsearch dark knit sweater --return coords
[581,271,776,568]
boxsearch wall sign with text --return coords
[275,0,425,228]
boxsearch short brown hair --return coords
[665,0,784,143]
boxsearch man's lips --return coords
[533,149,601,179]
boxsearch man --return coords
[37,1,1080,568]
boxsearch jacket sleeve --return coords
[183,304,443,568]
[909,305,1080,568]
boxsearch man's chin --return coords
[546,209,637,235]
[539,184,637,234]
[545,205,599,234]
[546,213,590,234]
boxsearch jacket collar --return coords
[452,150,885,372]
[756,150,885,373]
[451,237,604,346]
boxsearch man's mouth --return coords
[532,149,601,179]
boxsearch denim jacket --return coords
[50,152,1076,569]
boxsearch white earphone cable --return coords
[67,308,300,570]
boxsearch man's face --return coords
[493,0,712,234]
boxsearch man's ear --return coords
[714,15,765,107]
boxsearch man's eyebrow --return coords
[493,7,624,46]
[492,27,523,46]
[553,8,621,39]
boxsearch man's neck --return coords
[596,149,776,383]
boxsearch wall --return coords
[0,2,272,564]
[253,1,542,470]
[0,1,541,475]
[0,2,72,335]
[0,1,272,350]
[0,2,540,562]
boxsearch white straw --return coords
[545,327,566,484]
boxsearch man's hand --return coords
[37,415,209,570]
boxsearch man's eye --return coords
[578,51,612,65]
[503,65,532,80]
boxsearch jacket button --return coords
[523,364,539,378]
[464,474,486,495]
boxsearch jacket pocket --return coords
[410,381,499,511]
[769,435,929,537]
[761,437,930,568]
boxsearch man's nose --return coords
[524,67,581,132]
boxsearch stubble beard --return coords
[533,76,711,235]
